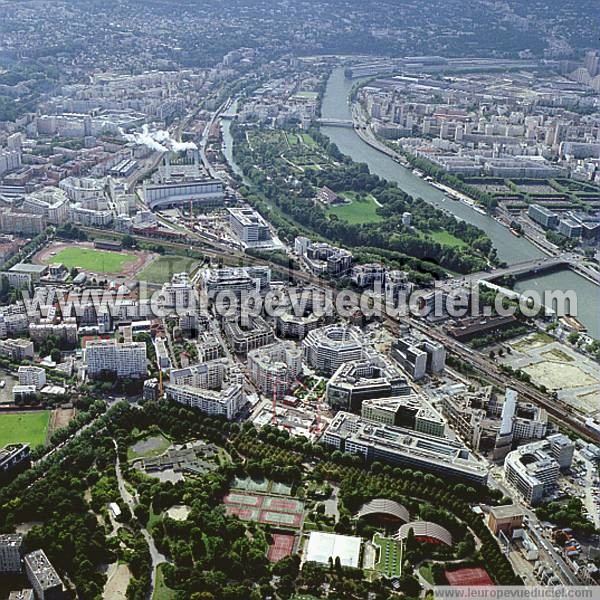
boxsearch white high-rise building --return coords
[17,366,47,391]
[84,339,147,379]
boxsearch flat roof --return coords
[305,532,362,568]
[489,504,524,520]
[9,263,47,274]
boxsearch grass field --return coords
[326,192,383,224]
[127,433,171,461]
[136,255,198,284]
[373,534,402,577]
[420,564,435,585]
[427,230,467,248]
[0,411,51,447]
[153,564,176,600]
[295,91,319,100]
[43,247,137,274]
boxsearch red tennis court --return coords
[267,533,295,562]
[445,567,494,586]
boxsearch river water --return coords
[220,70,599,337]
[320,68,599,338]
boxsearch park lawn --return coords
[0,411,51,447]
[427,229,467,248]
[326,192,383,224]
[127,433,171,461]
[43,247,137,274]
[153,564,176,600]
[136,255,198,284]
[147,506,163,530]
[295,91,319,100]
[420,563,435,585]
[301,133,318,147]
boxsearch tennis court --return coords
[263,497,303,513]
[223,491,304,529]
[267,533,296,562]
[226,505,261,521]
[225,492,262,506]
[231,476,270,493]
[260,510,302,527]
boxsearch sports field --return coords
[0,411,51,447]
[327,192,383,224]
[373,534,402,577]
[136,255,198,284]
[43,247,137,274]
[267,533,296,562]
[223,491,304,528]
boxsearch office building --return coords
[391,334,445,380]
[276,310,320,339]
[201,266,271,299]
[144,177,223,210]
[303,325,363,375]
[504,435,573,505]
[362,397,445,437]
[528,204,559,229]
[227,207,271,244]
[326,357,411,412]
[322,412,487,485]
[558,218,582,239]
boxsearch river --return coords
[320,68,599,338]
[219,70,599,337]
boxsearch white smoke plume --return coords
[120,125,197,152]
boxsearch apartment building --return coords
[247,342,302,399]
[17,366,47,390]
[23,550,64,600]
[165,381,244,420]
[83,339,147,379]
[0,534,23,573]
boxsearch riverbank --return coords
[319,67,599,337]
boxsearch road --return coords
[113,440,167,600]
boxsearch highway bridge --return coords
[316,118,354,128]
[458,257,570,285]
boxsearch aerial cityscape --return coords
[0,1,600,599]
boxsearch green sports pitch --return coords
[373,534,402,577]
[135,255,198,284]
[43,247,137,274]
[0,411,51,448]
